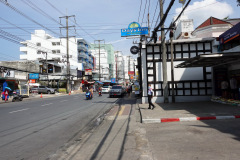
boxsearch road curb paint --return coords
[142,115,240,123]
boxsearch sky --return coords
[0,0,239,61]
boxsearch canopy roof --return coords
[175,52,240,68]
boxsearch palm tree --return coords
[238,0,240,6]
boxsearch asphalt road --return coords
[0,93,118,160]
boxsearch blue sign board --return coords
[121,22,148,37]
[111,78,116,83]
[219,21,240,44]
[29,73,39,79]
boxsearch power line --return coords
[141,0,148,26]
[0,0,62,37]
[150,0,175,42]
[43,0,96,40]
[44,0,65,16]
[19,0,79,45]
[0,51,19,60]
[138,0,143,23]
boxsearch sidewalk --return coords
[139,100,240,123]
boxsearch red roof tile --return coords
[196,17,230,30]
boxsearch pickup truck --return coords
[31,86,55,94]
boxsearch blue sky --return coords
[0,0,239,61]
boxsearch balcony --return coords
[89,57,93,63]
[20,46,27,52]
[78,45,87,52]
[20,54,27,60]
[78,52,86,59]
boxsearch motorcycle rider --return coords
[89,86,93,98]
[99,86,102,96]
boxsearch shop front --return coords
[176,52,240,105]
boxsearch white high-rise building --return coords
[91,49,109,81]
[20,30,83,71]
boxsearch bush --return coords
[58,88,67,93]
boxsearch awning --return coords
[219,22,240,44]
[96,81,104,84]
[82,80,95,84]
[175,52,240,68]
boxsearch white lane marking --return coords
[9,108,30,114]
[60,100,68,102]
[41,103,53,106]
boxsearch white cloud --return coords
[175,0,233,27]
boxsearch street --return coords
[0,93,117,160]
[1,94,240,160]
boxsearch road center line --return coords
[9,108,30,114]
[41,103,53,106]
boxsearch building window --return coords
[57,50,60,53]
[52,42,61,46]
[36,43,41,46]
[52,50,56,54]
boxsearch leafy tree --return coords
[238,0,240,6]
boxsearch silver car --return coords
[102,86,111,94]
[109,85,124,98]
[31,86,55,94]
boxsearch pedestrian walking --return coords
[148,84,155,110]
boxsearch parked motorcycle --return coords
[12,92,23,102]
[99,91,102,96]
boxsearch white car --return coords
[102,86,111,93]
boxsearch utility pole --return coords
[160,0,169,103]
[94,40,105,81]
[116,52,118,83]
[128,56,130,82]
[45,52,49,86]
[60,15,75,94]
[170,30,175,103]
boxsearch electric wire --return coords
[44,0,65,16]
[165,0,192,35]
[150,0,159,30]
[0,0,62,37]
[0,51,20,60]
[19,0,79,46]
[138,0,143,23]
[43,0,96,40]
[150,0,175,41]
[141,0,148,26]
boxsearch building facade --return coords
[90,44,115,80]
[19,30,93,90]
[140,16,240,104]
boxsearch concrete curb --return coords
[142,115,240,124]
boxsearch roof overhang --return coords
[175,52,240,68]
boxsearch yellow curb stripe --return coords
[117,106,125,116]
